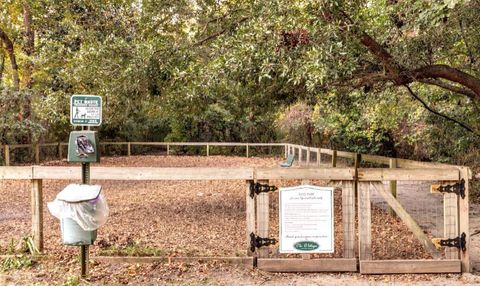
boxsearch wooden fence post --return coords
[444,192,458,260]
[342,181,355,258]
[166,144,170,156]
[306,147,310,166]
[389,158,397,216]
[4,145,10,166]
[317,148,321,166]
[459,167,470,272]
[256,179,270,258]
[31,179,43,252]
[58,143,62,160]
[354,153,361,197]
[206,144,210,156]
[246,144,249,158]
[358,182,372,260]
[284,144,287,158]
[246,180,255,256]
[331,150,337,168]
[127,142,131,157]
[34,144,40,164]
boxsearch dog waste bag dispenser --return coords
[48,184,108,245]
[68,131,100,163]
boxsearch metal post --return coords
[81,161,90,278]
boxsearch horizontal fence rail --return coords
[0,166,461,181]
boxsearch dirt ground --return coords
[1,155,480,285]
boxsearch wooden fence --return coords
[0,142,473,274]
[0,142,286,165]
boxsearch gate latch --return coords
[432,232,466,251]
[249,182,278,198]
[430,179,465,199]
[250,232,277,252]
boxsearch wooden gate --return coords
[357,168,470,274]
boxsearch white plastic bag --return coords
[48,184,109,231]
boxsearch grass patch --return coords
[1,255,35,272]
[98,244,166,257]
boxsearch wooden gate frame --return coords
[248,179,357,272]
[357,168,470,274]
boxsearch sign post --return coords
[69,94,102,279]
[279,185,334,253]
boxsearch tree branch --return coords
[193,16,250,47]
[412,65,480,100]
[418,78,478,99]
[330,8,480,101]
[404,84,476,134]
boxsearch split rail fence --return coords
[0,142,472,274]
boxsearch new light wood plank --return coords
[257,258,357,272]
[459,167,470,272]
[342,181,355,258]
[444,192,458,259]
[256,179,270,258]
[255,168,354,180]
[360,260,461,274]
[246,180,255,256]
[372,183,442,259]
[0,167,32,179]
[358,182,371,260]
[31,179,43,252]
[358,168,459,181]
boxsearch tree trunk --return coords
[23,2,34,89]
[0,47,5,85]
[22,2,35,123]
[0,28,20,91]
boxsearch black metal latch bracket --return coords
[431,179,465,199]
[432,232,466,252]
[250,232,277,253]
[249,182,278,198]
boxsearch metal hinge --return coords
[249,182,278,198]
[430,179,465,199]
[250,232,277,252]
[432,232,466,251]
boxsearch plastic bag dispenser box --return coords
[67,131,100,163]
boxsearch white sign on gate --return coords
[279,185,334,253]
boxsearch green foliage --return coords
[98,243,166,257]
[0,88,45,144]
[1,256,34,272]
